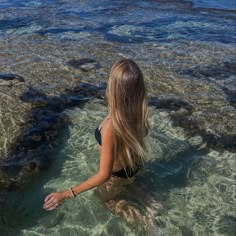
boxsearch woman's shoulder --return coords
[100,118,114,149]
[101,118,112,133]
[100,116,113,137]
[99,114,111,129]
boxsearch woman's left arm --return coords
[43,120,114,211]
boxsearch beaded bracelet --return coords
[69,187,76,197]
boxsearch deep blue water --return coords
[0,0,235,44]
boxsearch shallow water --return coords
[0,0,235,235]
[1,103,235,235]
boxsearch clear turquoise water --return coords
[0,0,235,235]
[1,103,235,235]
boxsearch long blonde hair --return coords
[107,59,149,172]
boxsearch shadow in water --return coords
[0,82,106,190]
[0,81,107,235]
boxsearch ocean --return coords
[0,0,235,235]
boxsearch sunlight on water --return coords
[0,0,235,235]
[192,0,236,10]
[0,102,230,235]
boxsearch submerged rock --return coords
[222,87,236,109]
[0,73,25,86]
[0,82,105,190]
[176,62,236,81]
[170,109,236,152]
[175,62,236,110]
[66,58,101,72]
[148,97,193,113]
[149,96,236,152]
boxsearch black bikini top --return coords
[95,122,141,178]
[95,127,102,145]
[95,116,111,146]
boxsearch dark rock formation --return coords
[0,82,106,190]
[149,97,193,113]
[175,62,236,109]
[0,73,25,86]
[149,97,236,152]
[222,87,236,109]
[66,58,101,72]
[176,62,236,81]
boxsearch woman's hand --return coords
[43,191,69,211]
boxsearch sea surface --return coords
[0,0,235,235]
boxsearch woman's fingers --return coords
[43,200,56,208]
[43,192,64,211]
[43,200,60,211]
[49,196,57,203]
[44,196,58,206]
[44,193,56,202]
[43,202,53,209]
[44,203,58,211]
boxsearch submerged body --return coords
[43,59,157,230]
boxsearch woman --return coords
[43,59,150,224]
